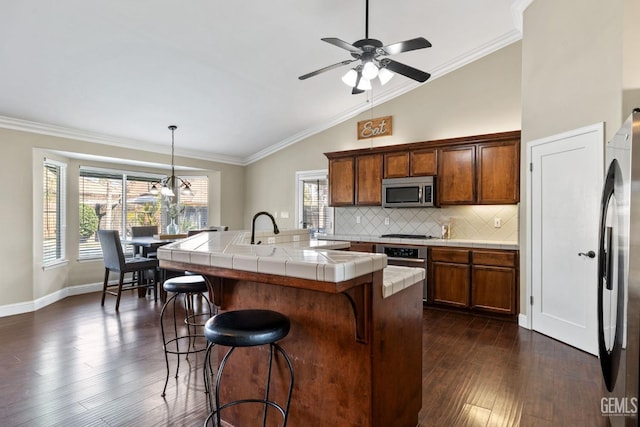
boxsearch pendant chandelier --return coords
[149,125,193,198]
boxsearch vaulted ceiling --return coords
[0,1,524,165]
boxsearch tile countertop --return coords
[317,234,519,250]
[157,230,387,284]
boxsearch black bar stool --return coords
[160,274,214,397]
[203,309,294,427]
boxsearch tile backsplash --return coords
[334,205,519,241]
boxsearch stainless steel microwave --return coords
[382,176,436,208]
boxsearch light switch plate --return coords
[494,217,502,228]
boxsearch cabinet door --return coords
[384,152,409,178]
[410,149,437,176]
[349,241,376,252]
[471,265,516,314]
[328,157,355,206]
[356,154,383,205]
[437,145,476,204]
[477,140,520,204]
[431,262,470,308]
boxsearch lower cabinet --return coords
[428,247,518,316]
[349,241,376,253]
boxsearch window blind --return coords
[43,159,66,265]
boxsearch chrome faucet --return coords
[250,211,280,244]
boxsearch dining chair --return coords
[97,229,159,311]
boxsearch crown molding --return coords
[0,115,245,166]
[511,0,536,33]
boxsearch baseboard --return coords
[518,313,529,329]
[0,282,103,318]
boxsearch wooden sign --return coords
[357,116,393,140]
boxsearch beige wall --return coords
[0,127,244,307]
[244,41,523,228]
[519,0,625,318]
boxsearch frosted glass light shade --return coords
[357,77,372,90]
[378,68,394,85]
[342,69,358,87]
[362,61,379,80]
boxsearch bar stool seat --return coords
[203,309,294,427]
[160,274,213,397]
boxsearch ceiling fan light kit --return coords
[299,0,431,94]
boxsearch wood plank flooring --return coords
[0,292,608,426]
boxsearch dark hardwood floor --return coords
[0,292,608,426]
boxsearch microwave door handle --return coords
[418,186,423,203]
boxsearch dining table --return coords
[122,234,188,299]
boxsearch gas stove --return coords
[380,234,437,239]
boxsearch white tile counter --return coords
[157,230,387,283]
[317,233,518,250]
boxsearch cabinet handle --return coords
[578,250,596,259]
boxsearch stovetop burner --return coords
[380,234,437,239]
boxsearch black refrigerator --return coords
[598,110,640,425]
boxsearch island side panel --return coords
[371,278,423,427]
[214,277,374,427]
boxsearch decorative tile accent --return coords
[335,205,518,241]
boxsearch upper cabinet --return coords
[437,145,476,204]
[328,156,355,206]
[476,140,520,204]
[327,154,382,206]
[325,130,520,207]
[356,154,383,205]
[410,149,437,176]
[383,148,437,178]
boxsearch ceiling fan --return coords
[299,0,432,94]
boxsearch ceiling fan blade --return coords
[299,59,356,80]
[382,37,432,56]
[382,59,431,83]
[322,38,362,53]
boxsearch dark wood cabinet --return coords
[356,154,383,205]
[325,130,520,207]
[328,157,355,206]
[384,149,437,178]
[349,241,376,252]
[410,148,437,176]
[430,248,471,308]
[471,250,518,315]
[437,145,476,204]
[477,140,520,204]
[428,247,518,317]
[383,152,410,178]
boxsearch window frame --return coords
[295,169,333,236]
[43,158,67,267]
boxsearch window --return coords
[296,170,333,236]
[79,167,208,259]
[43,159,66,266]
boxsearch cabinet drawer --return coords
[472,250,516,267]
[431,248,470,264]
[350,241,375,253]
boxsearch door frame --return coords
[525,122,604,331]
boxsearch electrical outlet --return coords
[280,211,289,219]
[267,237,276,244]
[356,216,361,224]
[494,217,502,228]
[384,217,390,225]
[293,235,300,242]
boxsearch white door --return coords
[528,123,603,355]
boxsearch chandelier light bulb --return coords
[362,61,379,80]
[378,67,394,85]
[341,69,358,87]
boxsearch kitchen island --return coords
[158,230,424,427]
